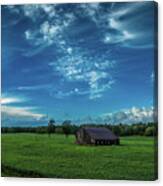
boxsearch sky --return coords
[1,2,157,126]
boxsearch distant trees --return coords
[62,120,71,137]
[47,119,56,136]
[1,122,157,137]
[132,125,140,135]
[124,126,133,136]
[36,126,47,134]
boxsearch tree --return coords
[132,125,139,135]
[144,126,156,136]
[112,125,121,136]
[124,125,133,136]
[48,119,55,136]
[62,120,71,137]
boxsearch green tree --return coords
[48,119,55,136]
[62,120,71,137]
[132,125,139,135]
[144,126,156,136]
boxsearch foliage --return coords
[144,126,156,136]
[62,120,72,137]
[1,122,157,137]
[47,119,56,136]
[36,126,47,134]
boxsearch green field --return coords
[1,134,157,180]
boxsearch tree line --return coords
[1,120,157,137]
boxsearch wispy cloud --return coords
[17,84,51,91]
[22,6,75,57]
[6,2,154,55]
[2,106,44,119]
[77,2,154,48]
[1,96,25,105]
[3,2,155,102]
[1,105,47,127]
[49,47,116,100]
[151,72,155,83]
[1,94,46,126]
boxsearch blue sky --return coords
[1,2,156,126]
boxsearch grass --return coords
[1,133,157,180]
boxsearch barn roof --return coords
[83,127,119,140]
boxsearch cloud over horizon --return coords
[101,106,155,125]
[1,102,155,126]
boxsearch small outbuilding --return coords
[75,127,120,145]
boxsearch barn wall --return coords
[76,128,120,145]
[83,129,92,144]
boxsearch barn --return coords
[75,127,120,145]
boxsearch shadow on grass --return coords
[1,164,46,178]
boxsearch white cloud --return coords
[95,60,116,70]
[1,106,47,126]
[1,96,24,105]
[102,106,155,124]
[7,3,153,50]
[105,2,153,48]
[21,4,57,20]
[123,30,134,40]
[1,95,46,126]
[72,106,155,124]
[49,50,115,100]
[87,71,109,99]
[80,3,100,19]
[151,72,154,83]
[67,47,73,54]
[22,5,39,18]
[5,5,20,14]
[2,106,43,119]
[78,3,138,46]
[89,80,114,100]
[40,4,56,18]
[109,18,120,29]
[79,2,153,48]
[39,21,60,45]
[22,5,75,51]
[25,30,32,40]
[103,29,135,44]
[17,84,51,91]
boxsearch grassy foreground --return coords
[1,134,157,180]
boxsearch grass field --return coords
[1,133,157,180]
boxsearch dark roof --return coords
[83,127,118,140]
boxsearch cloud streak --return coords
[1,105,47,127]
[49,48,116,99]
[1,95,46,126]
[2,106,44,119]
[1,97,23,105]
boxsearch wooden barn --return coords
[75,127,120,145]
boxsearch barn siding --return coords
[76,127,120,145]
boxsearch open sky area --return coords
[1,2,156,126]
